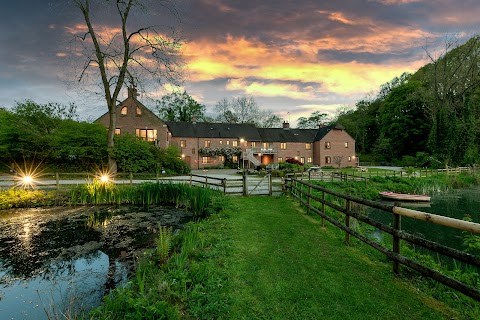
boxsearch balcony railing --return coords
[248,147,277,154]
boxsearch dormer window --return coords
[136,106,142,116]
[121,106,128,115]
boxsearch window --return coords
[202,157,209,164]
[232,155,238,162]
[136,129,157,142]
[226,140,230,145]
[136,106,142,116]
[232,140,238,147]
[348,156,352,162]
[307,157,312,163]
[219,156,225,162]
[281,142,287,150]
[115,128,121,135]
[305,143,311,150]
[345,142,349,148]
[180,140,186,148]
[219,140,223,145]
[251,141,256,147]
[121,106,128,115]
[192,148,195,154]
[278,157,283,162]
[300,157,305,164]
[325,156,331,164]
[325,141,331,149]
[204,140,211,148]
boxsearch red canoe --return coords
[379,191,431,202]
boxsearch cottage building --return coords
[95,90,357,169]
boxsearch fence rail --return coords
[288,177,480,301]
[0,171,277,196]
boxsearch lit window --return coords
[278,157,283,162]
[219,156,225,162]
[115,128,121,135]
[202,157,209,164]
[306,143,311,150]
[345,142,349,148]
[281,143,287,150]
[180,140,186,148]
[219,140,223,145]
[226,140,230,145]
[251,141,256,147]
[135,128,157,142]
[325,156,331,164]
[204,140,211,148]
[121,106,128,115]
[325,141,331,149]
[263,142,268,149]
[307,157,312,163]
[348,156,352,162]
[136,106,142,116]
[232,140,238,147]
[300,157,305,164]
[232,155,238,162]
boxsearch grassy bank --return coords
[313,172,480,200]
[89,196,457,319]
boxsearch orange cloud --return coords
[184,34,427,97]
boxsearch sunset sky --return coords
[1,0,480,126]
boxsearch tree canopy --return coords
[155,91,206,122]
[335,35,480,167]
[213,96,283,128]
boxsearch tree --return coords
[333,155,343,168]
[71,0,183,172]
[422,35,480,165]
[155,91,206,122]
[214,96,283,127]
[296,111,329,129]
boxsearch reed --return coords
[69,181,225,218]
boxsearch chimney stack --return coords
[282,121,290,129]
[127,87,138,99]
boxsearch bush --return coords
[286,158,303,165]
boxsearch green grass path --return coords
[221,196,454,319]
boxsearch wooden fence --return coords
[288,177,480,301]
[0,171,276,196]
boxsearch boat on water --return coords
[379,191,431,202]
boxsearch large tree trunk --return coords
[107,104,117,173]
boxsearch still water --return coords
[0,206,192,319]
[368,187,480,251]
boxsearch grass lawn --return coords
[213,196,456,319]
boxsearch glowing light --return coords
[181,154,185,158]
[100,175,109,183]
[23,175,32,184]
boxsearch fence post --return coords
[129,172,133,186]
[189,174,192,186]
[55,172,59,189]
[307,184,312,215]
[321,191,325,227]
[299,180,303,205]
[308,170,311,181]
[268,174,272,196]
[345,200,351,244]
[393,202,402,274]
[222,178,227,194]
[243,170,247,196]
[156,171,159,182]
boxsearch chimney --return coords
[127,87,138,99]
[282,121,290,129]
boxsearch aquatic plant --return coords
[69,182,225,218]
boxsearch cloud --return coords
[225,79,319,100]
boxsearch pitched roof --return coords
[165,121,263,140]
[257,128,318,142]
[313,124,345,141]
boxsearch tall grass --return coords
[70,181,226,218]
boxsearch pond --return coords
[368,186,480,252]
[0,205,193,319]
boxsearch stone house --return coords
[95,90,357,169]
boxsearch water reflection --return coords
[0,205,192,319]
